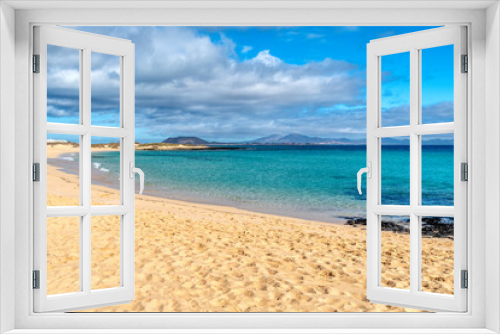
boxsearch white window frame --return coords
[1,2,498,333]
[365,26,468,312]
[33,26,136,313]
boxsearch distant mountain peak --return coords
[162,136,208,145]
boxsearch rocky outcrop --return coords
[345,217,454,239]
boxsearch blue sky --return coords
[47,26,454,143]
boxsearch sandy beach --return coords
[45,144,454,312]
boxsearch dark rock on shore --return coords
[345,218,366,226]
[344,217,454,239]
[381,220,410,234]
[421,217,454,239]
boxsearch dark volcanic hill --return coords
[162,137,208,145]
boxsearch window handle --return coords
[357,162,372,195]
[129,161,145,195]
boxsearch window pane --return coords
[421,45,454,124]
[47,45,80,124]
[91,137,121,205]
[380,215,410,290]
[47,134,80,206]
[381,52,410,127]
[381,137,410,205]
[421,134,454,206]
[91,52,120,127]
[421,216,454,294]
[91,215,121,290]
[47,216,80,295]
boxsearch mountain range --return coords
[162,133,453,146]
[244,133,365,145]
[162,137,209,145]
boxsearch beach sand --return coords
[45,145,454,312]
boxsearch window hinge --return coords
[33,163,40,182]
[461,270,468,289]
[33,270,40,289]
[33,54,40,73]
[461,54,468,73]
[461,162,468,182]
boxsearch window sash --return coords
[32,25,136,313]
[366,26,467,312]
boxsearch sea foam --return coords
[93,162,110,173]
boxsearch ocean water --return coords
[53,145,454,223]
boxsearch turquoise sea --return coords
[54,145,454,223]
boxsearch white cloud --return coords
[250,50,282,67]
[52,27,367,142]
[242,45,253,53]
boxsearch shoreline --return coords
[48,147,347,227]
[50,146,455,233]
[50,147,355,225]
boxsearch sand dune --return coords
[45,145,453,312]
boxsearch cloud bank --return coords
[48,26,452,142]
